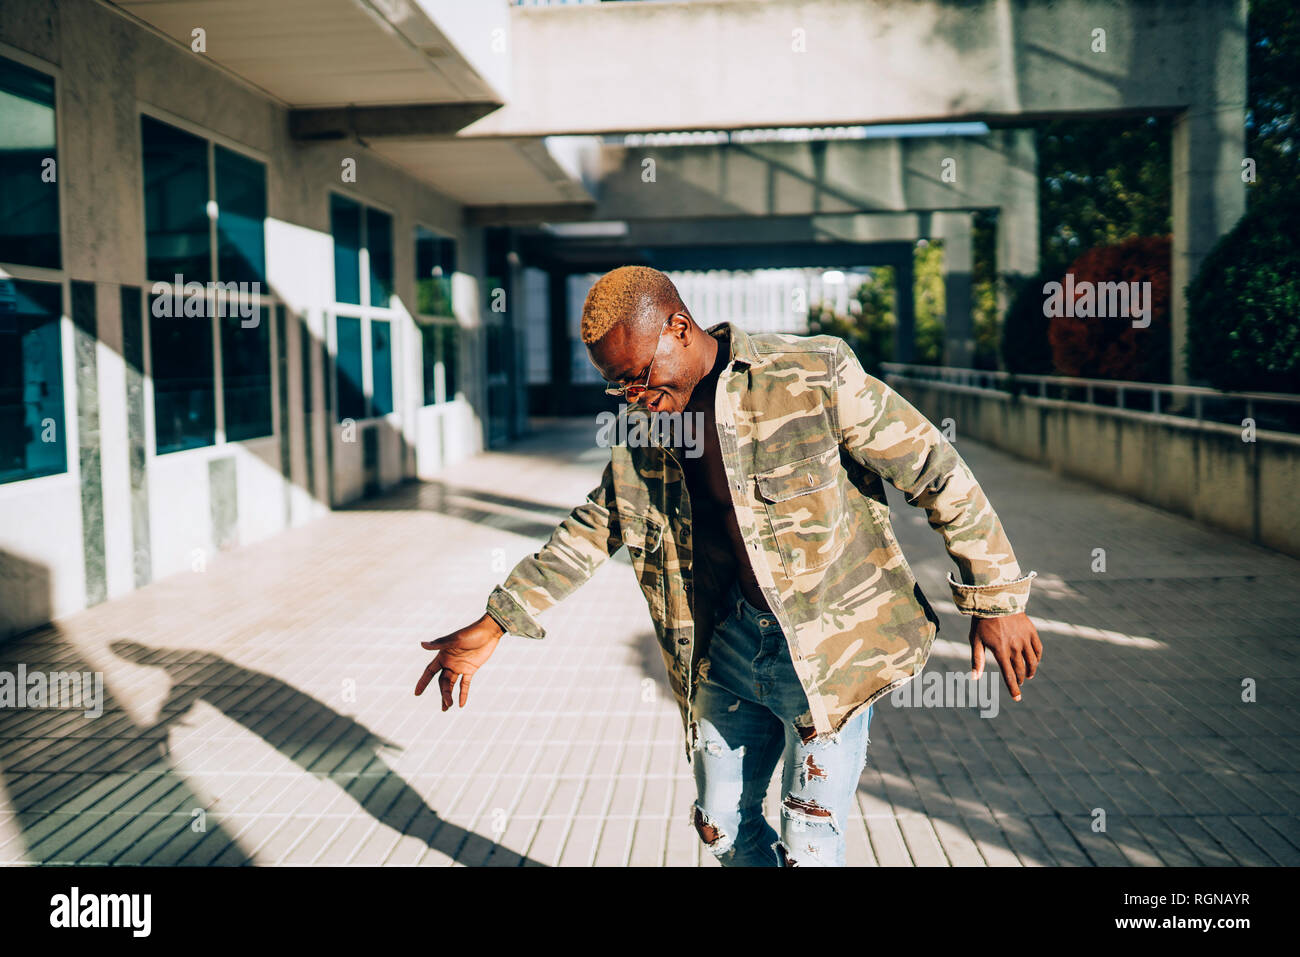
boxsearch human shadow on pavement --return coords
[110,639,544,866]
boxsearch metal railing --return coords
[880,363,1300,435]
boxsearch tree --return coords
[912,241,946,366]
[1036,116,1172,278]
[1246,0,1300,213]
[808,270,892,376]
[972,210,1001,370]
[807,243,945,375]
[1186,197,1300,392]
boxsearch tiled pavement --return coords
[1,416,1297,866]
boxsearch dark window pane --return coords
[331,195,361,305]
[335,315,364,422]
[216,146,266,285]
[367,208,393,307]
[415,225,456,316]
[420,323,438,406]
[221,306,272,441]
[0,278,66,483]
[441,324,459,400]
[142,115,210,284]
[150,296,215,454]
[0,57,60,269]
[486,322,503,375]
[370,319,393,415]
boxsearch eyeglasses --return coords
[604,314,671,400]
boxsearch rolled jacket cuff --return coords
[947,570,1037,617]
[486,584,546,639]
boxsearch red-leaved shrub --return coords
[1047,235,1171,382]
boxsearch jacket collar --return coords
[705,321,761,370]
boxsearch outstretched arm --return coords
[484,458,623,640]
[830,339,1042,699]
[417,459,624,712]
[830,337,1036,614]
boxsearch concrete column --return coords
[1171,108,1246,385]
[936,212,974,368]
[95,281,133,600]
[996,129,1040,367]
[893,252,915,364]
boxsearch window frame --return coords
[0,45,74,493]
[328,190,401,424]
[136,103,279,460]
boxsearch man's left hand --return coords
[969,612,1042,702]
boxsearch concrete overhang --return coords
[112,0,509,107]
[459,0,1243,137]
[108,0,599,208]
[368,136,596,207]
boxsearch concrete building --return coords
[0,0,585,636]
[1,0,1249,639]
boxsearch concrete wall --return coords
[894,381,1300,560]
[0,0,491,639]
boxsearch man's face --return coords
[591,311,701,415]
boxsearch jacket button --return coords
[678,637,689,645]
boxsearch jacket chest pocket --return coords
[754,446,846,578]
[621,513,666,619]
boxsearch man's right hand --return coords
[415,613,506,711]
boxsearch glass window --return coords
[221,306,272,441]
[370,319,393,415]
[415,225,456,316]
[142,116,210,284]
[151,304,215,454]
[441,324,459,400]
[331,195,361,305]
[335,315,364,422]
[367,208,393,308]
[215,146,266,285]
[0,57,60,269]
[0,278,66,483]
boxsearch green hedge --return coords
[1186,197,1300,392]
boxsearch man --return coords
[416,265,1042,867]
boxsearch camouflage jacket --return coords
[485,322,1036,760]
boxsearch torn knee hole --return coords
[781,794,840,832]
[774,838,825,866]
[692,804,735,854]
[783,795,832,818]
[693,806,722,844]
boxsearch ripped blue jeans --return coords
[689,578,874,867]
